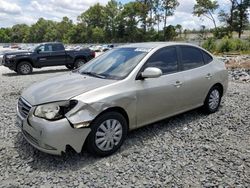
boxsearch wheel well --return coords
[212,83,224,96]
[17,59,33,69]
[74,57,87,63]
[96,107,130,130]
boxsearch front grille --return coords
[18,98,32,119]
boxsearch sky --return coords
[0,0,230,29]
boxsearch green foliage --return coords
[163,25,177,41]
[202,37,216,52]
[193,0,219,28]
[218,37,236,52]
[203,36,250,53]
[218,0,250,38]
[213,27,232,39]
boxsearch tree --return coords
[78,3,105,28]
[161,0,179,40]
[175,24,182,38]
[10,24,30,42]
[164,25,177,41]
[219,0,250,38]
[193,0,219,29]
[104,0,120,41]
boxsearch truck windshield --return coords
[78,48,150,80]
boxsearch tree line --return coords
[0,0,249,44]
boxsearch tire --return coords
[74,59,86,69]
[65,64,74,70]
[17,61,33,75]
[86,112,128,157]
[203,86,222,114]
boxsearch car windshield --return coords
[78,47,150,80]
[29,44,40,52]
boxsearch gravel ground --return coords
[0,66,250,187]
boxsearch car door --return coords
[50,43,67,66]
[36,44,53,67]
[176,45,214,111]
[135,46,186,128]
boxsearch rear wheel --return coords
[203,86,222,114]
[17,61,33,75]
[86,112,128,157]
[74,59,86,69]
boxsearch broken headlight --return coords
[34,100,78,120]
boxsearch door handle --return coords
[173,81,183,88]
[206,73,212,79]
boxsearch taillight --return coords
[91,51,95,58]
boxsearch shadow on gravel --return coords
[2,68,69,77]
[13,108,209,172]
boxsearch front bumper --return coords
[2,56,16,70]
[18,109,91,155]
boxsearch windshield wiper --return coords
[81,71,106,79]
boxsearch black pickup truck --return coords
[2,42,95,75]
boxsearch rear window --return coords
[202,51,213,64]
[180,46,204,71]
[52,44,64,51]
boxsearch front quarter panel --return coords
[68,83,137,130]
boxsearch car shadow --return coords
[2,68,69,77]
[13,108,209,172]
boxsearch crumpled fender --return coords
[65,95,137,129]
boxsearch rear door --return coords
[50,43,67,65]
[177,45,214,110]
[136,46,186,127]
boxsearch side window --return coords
[202,50,213,64]
[53,44,64,51]
[37,45,45,52]
[44,44,53,52]
[180,46,204,71]
[145,47,178,74]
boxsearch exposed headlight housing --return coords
[6,55,16,59]
[34,100,78,120]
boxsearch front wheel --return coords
[203,86,222,114]
[17,61,33,75]
[86,112,128,157]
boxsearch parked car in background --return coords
[2,42,95,75]
[89,45,103,52]
[17,42,228,156]
[102,44,114,52]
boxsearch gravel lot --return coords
[0,66,250,187]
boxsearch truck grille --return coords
[18,98,32,119]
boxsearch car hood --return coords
[4,50,31,56]
[22,72,117,106]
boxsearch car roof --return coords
[118,42,199,49]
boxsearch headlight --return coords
[6,55,16,59]
[34,100,78,120]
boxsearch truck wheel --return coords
[65,64,74,70]
[17,61,33,75]
[74,59,86,69]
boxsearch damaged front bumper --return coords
[18,108,91,155]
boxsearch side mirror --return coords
[37,49,41,54]
[141,67,162,79]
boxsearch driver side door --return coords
[36,44,53,67]
[135,46,185,128]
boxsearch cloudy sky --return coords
[0,0,229,29]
